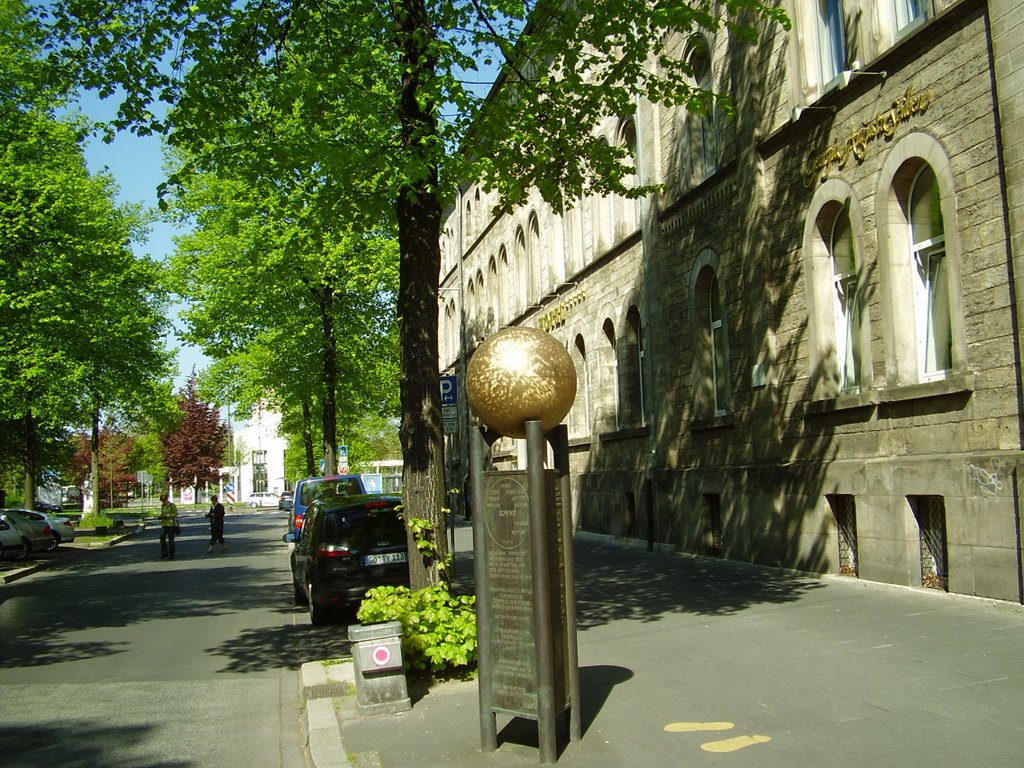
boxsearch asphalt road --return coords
[0,512,353,768]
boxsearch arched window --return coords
[499,246,512,322]
[466,278,478,346]
[603,318,620,430]
[686,37,718,184]
[570,334,591,439]
[488,256,500,329]
[617,118,641,235]
[878,138,964,386]
[803,182,871,398]
[692,255,729,418]
[594,138,615,252]
[529,213,545,298]
[830,206,863,392]
[474,270,486,335]
[908,165,951,376]
[623,306,646,426]
[515,227,529,312]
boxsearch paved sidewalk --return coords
[304,527,1024,768]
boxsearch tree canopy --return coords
[160,375,228,492]
[36,0,788,585]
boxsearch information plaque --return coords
[482,470,567,717]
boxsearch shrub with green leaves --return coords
[357,585,477,679]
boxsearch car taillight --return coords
[316,544,350,558]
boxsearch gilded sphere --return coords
[466,327,577,439]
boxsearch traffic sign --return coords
[440,375,458,405]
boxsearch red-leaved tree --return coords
[160,375,228,495]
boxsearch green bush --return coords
[78,514,114,528]
[357,585,477,679]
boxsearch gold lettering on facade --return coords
[801,85,934,188]
[538,288,588,332]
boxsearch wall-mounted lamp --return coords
[839,61,888,88]
[791,105,837,123]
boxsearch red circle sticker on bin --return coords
[372,646,392,666]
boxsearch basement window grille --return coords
[910,495,948,591]
[704,494,723,557]
[827,494,858,577]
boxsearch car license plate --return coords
[363,552,407,566]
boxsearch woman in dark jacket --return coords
[205,495,226,554]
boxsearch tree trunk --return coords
[395,0,449,590]
[90,406,101,517]
[302,398,315,476]
[21,411,36,511]
[320,285,338,475]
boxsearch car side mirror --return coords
[282,532,296,544]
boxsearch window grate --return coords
[828,495,858,577]
[704,494,723,557]
[911,495,948,591]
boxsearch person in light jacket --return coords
[158,493,179,560]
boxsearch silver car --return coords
[0,509,55,556]
[0,516,29,561]
[18,508,76,548]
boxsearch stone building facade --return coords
[439,0,1024,602]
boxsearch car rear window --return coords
[300,478,363,506]
[322,505,405,550]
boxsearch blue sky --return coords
[77,92,208,391]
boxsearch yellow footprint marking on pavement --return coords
[700,734,772,753]
[663,722,734,733]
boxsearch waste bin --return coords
[348,621,411,716]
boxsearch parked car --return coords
[0,509,54,557]
[288,475,367,538]
[284,494,408,624]
[15,508,76,548]
[0,516,29,561]
[278,490,293,512]
[247,491,280,508]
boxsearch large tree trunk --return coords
[395,0,449,589]
[90,406,101,516]
[302,398,315,476]
[320,285,338,475]
[21,411,36,512]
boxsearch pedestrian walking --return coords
[206,495,226,554]
[158,493,179,560]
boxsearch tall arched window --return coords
[692,256,729,418]
[488,256,500,329]
[515,227,529,312]
[686,37,718,184]
[618,119,641,235]
[623,306,646,426]
[908,164,951,377]
[529,213,545,298]
[570,334,591,438]
[830,206,863,392]
[603,318,620,430]
[499,246,512,322]
[475,270,486,337]
[803,182,871,398]
[878,138,963,386]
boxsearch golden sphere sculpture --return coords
[466,326,577,439]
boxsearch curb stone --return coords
[302,661,356,768]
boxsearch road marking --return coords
[700,734,772,753]
[663,722,735,733]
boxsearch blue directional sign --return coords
[440,375,458,405]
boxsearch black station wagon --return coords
[285,494,408,624]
